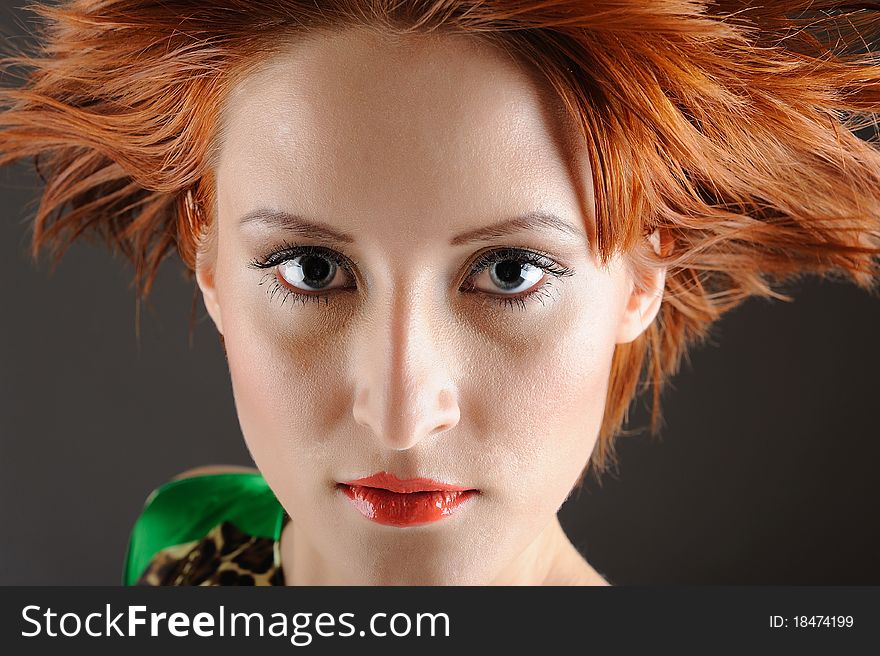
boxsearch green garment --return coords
[122,472,285,586]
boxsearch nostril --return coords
[429,412,459,436]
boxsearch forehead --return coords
[216,27,592,241]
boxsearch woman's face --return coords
[199,27,663,584]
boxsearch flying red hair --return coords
[1,0,879,483]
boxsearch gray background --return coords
[1,1,879,585]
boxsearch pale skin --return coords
[193,27,667,586]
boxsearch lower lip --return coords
[338,484,478,527]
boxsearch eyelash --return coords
[247,241,575,311]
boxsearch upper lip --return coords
[340,471,474,493]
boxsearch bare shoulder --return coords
[170,464,261,481]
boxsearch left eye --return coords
[468,257,545,295]
[463,247,574,299]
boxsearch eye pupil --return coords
[491,260,525,289]
[279,254,337,290]
[301,255,333,286]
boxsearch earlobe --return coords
[614,230,668,344]
[195,257,224,335]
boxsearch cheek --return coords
[465,284,621,511]
[216,272,352,479]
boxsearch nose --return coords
[351,287,461,451]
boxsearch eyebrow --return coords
[239,208,355,243]
[448,211,585,246]
[238,208,585,245]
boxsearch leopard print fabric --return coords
[136,514,291,586]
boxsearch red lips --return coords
[338,471,477,527]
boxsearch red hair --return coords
[2,1,879,483]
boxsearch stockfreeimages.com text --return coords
[21,604,451,645]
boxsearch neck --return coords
[280,515,608,586]
[490,516,609,586]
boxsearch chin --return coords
[351,554,494,586]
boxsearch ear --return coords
[195,250,224,335]
[615,229,668,344]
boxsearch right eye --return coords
[278,253,347,292]
[249,244,357,295]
